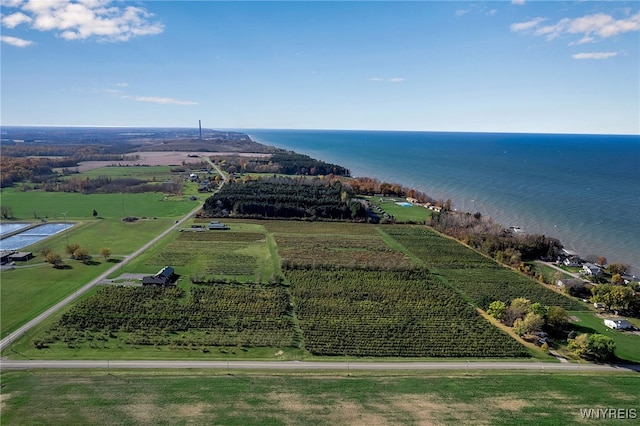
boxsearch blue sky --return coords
[1,1,639,134]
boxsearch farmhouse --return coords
[604,318,633,330]
[142,266,176,286]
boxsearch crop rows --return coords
[176,231,266,243]
[384,226,498,269]
[287,269,529,357]
[51,284,294,348]
[385,226,579,310]
[262,220,380,236]
[153,239,258,276]
[439,268,583,310]
[276,234,415,270]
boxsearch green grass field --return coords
[1,370,638,425]
[568,311,640,363]
[365,196,433,222]
[0,189,197,220]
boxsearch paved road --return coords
[2,360,639,372]
[0,202,203,352]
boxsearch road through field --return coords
[2,360,639,372]
[0,202,203,352]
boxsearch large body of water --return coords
[247,129,640,274]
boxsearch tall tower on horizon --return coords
[198,120,202,140]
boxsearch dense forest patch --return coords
[203,177,367,221]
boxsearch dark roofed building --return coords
[142,265,176,286]
[8,251,34,262]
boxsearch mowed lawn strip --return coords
[2,370,638,426]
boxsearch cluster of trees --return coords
[40,176,182,194]
[203,177,367,220]
[487,297,569,338]
[430,211,563,263]
[346,177,442,206]
[214,151,350,176]
[1,148,139,187]
[591,284,639,316]
[41,245,111,268]
[567,333,616,361]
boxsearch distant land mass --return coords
[0,126,271,153]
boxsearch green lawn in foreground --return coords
[568,311,640,363]
[1,370,638,425]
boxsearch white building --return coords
[604,319,633,330]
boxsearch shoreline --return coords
[248,131,639,275]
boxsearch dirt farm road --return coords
[0,202,204,353]
[2,360,640,372]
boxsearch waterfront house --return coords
[583,263,603,276]
[563,257,583,267]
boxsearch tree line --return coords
[430,210,563,262]
[203,177,367,220]
[214,151,350,177]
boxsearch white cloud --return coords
[572,52,618,60]
[511,0,526,5]
[512,12,640,42]
[1,0,163,42]
[1,35,33,46]
[114,82,128,87]
[455,9,471,17]
[1,11,32,28]
[370,77,405,83]
[510,17,546,32]
[121,95,198,106]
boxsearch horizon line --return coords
[1,124,638,137]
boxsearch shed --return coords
[604,318,633,330]
[207,221,228,230]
